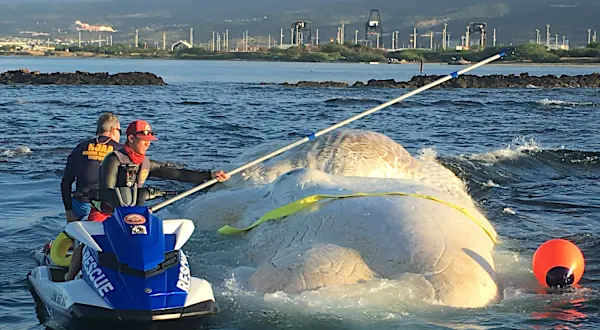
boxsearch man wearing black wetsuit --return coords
[60,112,122,222]
[65,119,230,280]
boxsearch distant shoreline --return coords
[1,52,600,68]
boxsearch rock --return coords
[281,73,600,89]
[282,81,349,88]
[0,69,166,85]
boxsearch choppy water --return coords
[1,57,600,329]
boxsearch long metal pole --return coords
[150,51,506,212]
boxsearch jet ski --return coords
[27,186,219,329]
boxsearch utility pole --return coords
[442,23,447,50]
[546,24,550,47]
[135,29,139,48]
[162,32,166,50]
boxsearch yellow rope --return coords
[217,192,497,244]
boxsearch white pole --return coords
[150,51,507,212]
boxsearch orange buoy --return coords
[532,239,585,288]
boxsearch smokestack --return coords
[190,28,193,46]
[413,27,417,49]
[442,23,447,50]
[429,31,434,50]
[135,29,139,48]
[162,33,166,50]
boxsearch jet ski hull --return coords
[28,264,218,329]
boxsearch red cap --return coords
[126,120,158,141]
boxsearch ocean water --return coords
[1,57,599,329]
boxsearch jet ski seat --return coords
[48,267,68,283]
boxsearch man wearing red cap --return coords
[65,119,229,280]
[85,119,229,222]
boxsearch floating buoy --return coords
[532,239,585,288]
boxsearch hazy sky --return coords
[0,0,105,3]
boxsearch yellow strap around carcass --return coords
[217,192,498,243]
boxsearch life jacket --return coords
[90,149,151,216]
[112,149,151,188]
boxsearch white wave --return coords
[1,146,32,157]
[460,136,541,165]
[416,147,438,162]
[570,156,598,164]
[483,180,500,188]
[538,98,594,106]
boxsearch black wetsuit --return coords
[60,136,122,211]
[88,149,213,218]
[98,151,213,190]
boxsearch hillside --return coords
[0,0,598,47]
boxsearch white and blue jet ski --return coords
[27,186,219,329]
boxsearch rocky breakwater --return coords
[281,73,600,88]
[0,69,166,85]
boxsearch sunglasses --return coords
[134,130,156,136]
[114,128,122,133]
